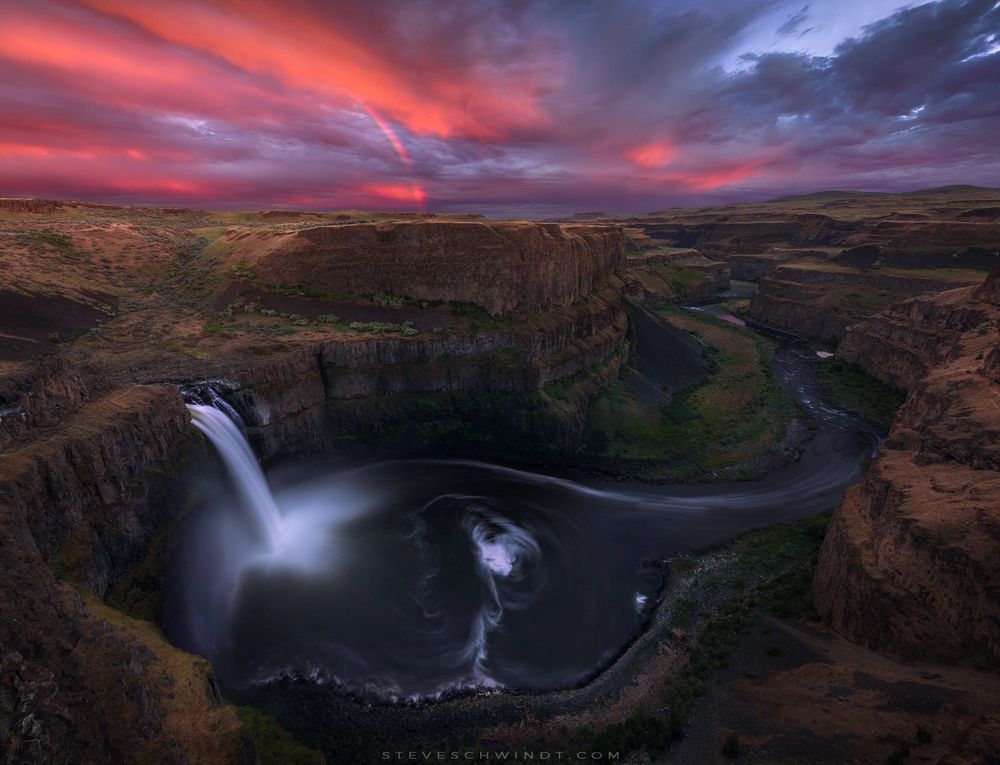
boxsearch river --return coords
[166,310,879,703]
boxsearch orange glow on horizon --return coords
[624,142,676,169]
[0,1,834,210]
[362,184,427,204]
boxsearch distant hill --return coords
[772,185,999,203]
[904,184,1000,197]
[770,189,889,202]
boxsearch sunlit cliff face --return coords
[1,0,998,214]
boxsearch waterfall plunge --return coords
[187,404,284,551]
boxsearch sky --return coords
[1,0,998,215]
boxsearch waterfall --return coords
[187,404,284,551]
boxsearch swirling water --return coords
[169,343,879,701]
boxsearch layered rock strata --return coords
[0,219,629,762]
[216,281,628,461]
[747,263,984,342]
[0,374,253,763]
[813,266,1000,665]
[219,221,625,316]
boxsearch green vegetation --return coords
[237,707,326,765]
[371,291,406,307]
[17,229,80,257]
[230,260,256,279]
[646,263,710,302]
[832,287,900,319]
[448,301,513,331]
[573,512,833,759]
[271,282,352,300]
[589,710,674,755]
[723,733,741,759]
[871,265,989,281]
[627,246,696,259]
[818,357,905,432]
[581,308,797,480]
[348,320,418,336]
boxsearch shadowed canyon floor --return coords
[0,190,998,764]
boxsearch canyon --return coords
[1,188,999,763]
[814,266,1000,665]
[602,186,1000,343]
[0,203,634,763]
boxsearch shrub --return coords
[371,292,405,307]
[722,733,741,759]
[348,320,418,335]
[230,260,256,279]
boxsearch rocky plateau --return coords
[1,187,999,763]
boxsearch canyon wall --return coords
[624,251,730,303]
[0,219,632,763]
[747,264,984,342]
[637,212,1000,264]
[0,370,253,763]
[218,282,628,462]
[836,282,994,389]
[637,215,847,254]
[220,221,626,316]
[813,266,1000,665]
[747,271,853,341]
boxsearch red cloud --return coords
[362,184,428,205]
[1,0,993,212]
[73,0,558,141]
[623,142,676,169]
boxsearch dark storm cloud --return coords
[777,5,813,36]
[0,0,996,212]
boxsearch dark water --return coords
[168,330,879,702]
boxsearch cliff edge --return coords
[216,221,625,316]
[813,265,1000,665]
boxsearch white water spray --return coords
[187,404,284,551]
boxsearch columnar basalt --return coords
[0,368,252,763]
[747,263,985,342]
[813,266,1000,665]
[218,221,626,316]
[0,215,631,763]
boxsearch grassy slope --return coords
[580,308,797,480]
[818,356,906,432]
[485,512,834,759]
[632,262,713,302]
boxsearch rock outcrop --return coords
[747,263,984,342]
[624,251,730,304]
[202,282,629,462]
[813,265,1000,665]
[0,368,255,763]
[0,218,635,761]
[836,282,992,389]
[635,215,846,256]
[218,221,626,316]
[747,272,854,341]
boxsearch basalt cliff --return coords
[814,265,1000,666]
[594,186,1000,342]
[0,205,630,762]
[2,191,1000,763]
